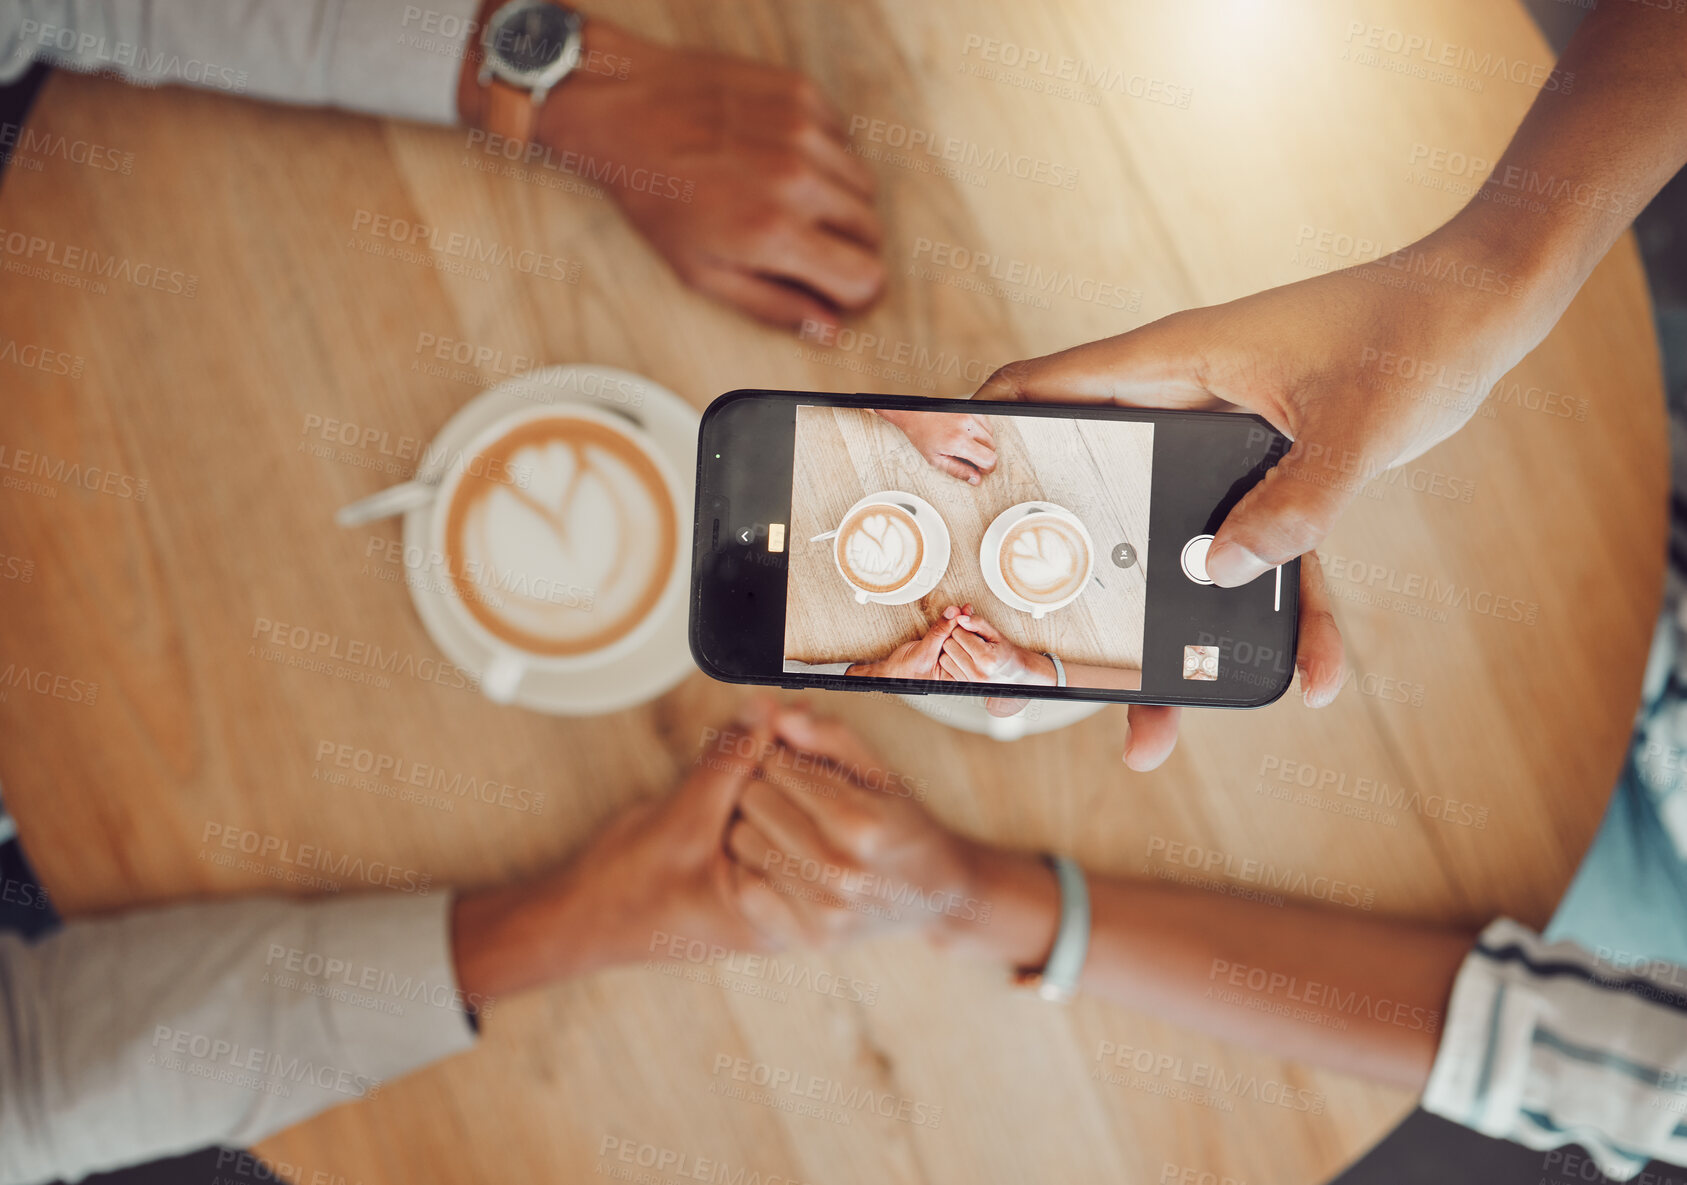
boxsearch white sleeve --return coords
[1423,917,1687,1181]
[0,892,478,1185]
[0,0,480,124]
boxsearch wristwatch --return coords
[1014,854,1090,1003]
[475,0,586,142]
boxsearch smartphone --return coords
[689,390,1299,708]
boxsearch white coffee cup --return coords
[336,403,685,704]
[980,502,1094,619]
[830,493,946,604]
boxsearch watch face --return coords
[493,5,574,74]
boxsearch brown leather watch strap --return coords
[457,0,539,144]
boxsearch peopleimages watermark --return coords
[408,332,647,408]
[647,929,881,1005]
[1160,1163,1246,1185]
[297,411,532,486]
[1092,1040,1325,1114]
[249,616,480,693]
[1256,754,1490,831]
[0,662,99,706]
[313,736,546,815]
[396,4,634,77]
[262,943,492,1019]
[847,115,1081,190]
[1340,21,1574,94]
[200,821,434,894]
[463,130,695,203]
[0,442,149,502]
[796,319,1003,392]
[1290,224,1517,296]
[958,34,1193,109]
[0,228,198,297]
[596,1135,817,1185]
[1207,958,1442,1034]
[698,724,929,801]
[1321,553,1539,626]
[148,1025,378,1099]
[348,209,582,284]
[359,535,595,617]
[1404,142,1635,217]
[0,121,133,175]
[908,235,1141,311]
[0,332,84,379]
[10,21,250,91]
[709,1054,943,1128]
[1143,836,1376,910]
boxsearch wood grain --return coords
[0,1,1667,1184]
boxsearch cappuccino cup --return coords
[983,503,1094,619]
[426,404,685,701]
[831,495,943,604]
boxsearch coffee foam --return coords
[444,416,676,655]
[1001,515,1089,605]
[837,504,922,594]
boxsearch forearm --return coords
[947,847,1474,1089]
[1438,5,1687,341]
[0,894,474,1185]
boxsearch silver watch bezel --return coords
[477,0,585,104]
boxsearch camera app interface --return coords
[781,404,1154,693]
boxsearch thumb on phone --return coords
[1204,436,1360,587]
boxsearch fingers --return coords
[954,612,1002,643]
[769,706,889,790]
[949,435,998,475]
[1205,438,1360,586]
[912,614,960,662]
[739,776,831,862]
[689,263,840,330]
[930,453,983,485]
[794,121,879,204]
[784,164,883,249]
[971,315,1217,407]
[943,627,992,668]
[1122,704,1182,771]
[984,696,1029,718]
[1294,551,1345,708]
[729,859,807,947]
[939,647,985,683]
[748,223,885,311]
[686,698,777,826]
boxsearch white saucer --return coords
[979,501,1093,617]
[839,491,951,607]
[899,693,1107,740]
[401,364,699,715]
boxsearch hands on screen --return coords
[874,409,999,484]
[531,22,886,329]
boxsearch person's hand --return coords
[452,703,783,997]
[533,22,885,329]
[874,409,998,484]
[974,222,1549,583]
[848,612,960,679]
[972,554,1343,770]
[935,605,1056,686]
[722,705,995,948]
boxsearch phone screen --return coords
[691,391,1299,708]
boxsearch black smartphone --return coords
[689,390,1299,708]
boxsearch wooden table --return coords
[0,0,1665,1183]
[785,406,1153,672]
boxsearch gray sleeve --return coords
[0,0,479,124]
[0,892,478,1185]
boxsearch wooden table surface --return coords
[784,406,1153,671]
[0,1,1666,1183]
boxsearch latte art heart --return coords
[444,416,676,656]
[1000,516,1090,605]
[836,504,923,594]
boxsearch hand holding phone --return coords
[690,390,1307,711]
